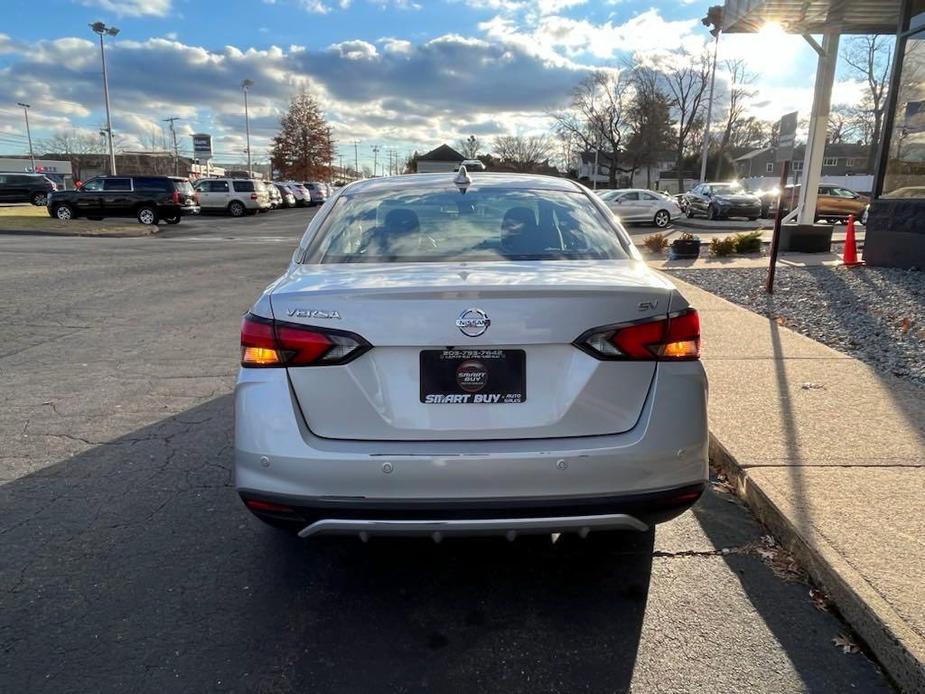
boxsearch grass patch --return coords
[0,204,148,236]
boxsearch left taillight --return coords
[240,313,369,368]
[575,309,700,361]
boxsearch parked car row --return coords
[597,188,683,228]
[45,175,334,225]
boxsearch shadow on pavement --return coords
[0,395,655,694]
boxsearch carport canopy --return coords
[723,0,901,35]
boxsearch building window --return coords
[882,28,925,197]
[792,161,804,171]
[765,162,774,172]
[823,157,838,167]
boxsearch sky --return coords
[0,0,871,171]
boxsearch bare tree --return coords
[840,35,894,170]
[714,59,757,177]
[38,130,111,181]
[491,135,554,172]
[551,71,633,187]
[456,135,482,159]
[653,50,711,191]
[624,66,675,188]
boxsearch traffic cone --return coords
[842,214,863,267]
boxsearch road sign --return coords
[192,133,213,161]
[777,111,798,162]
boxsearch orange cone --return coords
[842,214,864,267]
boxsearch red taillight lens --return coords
[240,313,368,367]
[171,190,181,204]
[244,498,293,513]
[250,193,259,200]
[577,309,700,361]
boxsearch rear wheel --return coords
[654,210,670,228]
[30,192,48,206]
[136,206,159,225]
[707,204,718,221]
[229,201,246,217]
[53,203,75,220]
[685,207,695,218]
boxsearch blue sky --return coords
[0,0,866,171]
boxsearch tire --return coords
[707,204,718,221]
[30,192,48,206]
[748,217,758,222]
[165,215,181,225]
[53,203,75,221]
[136,205,159,225]
[228,201,246,217]
[654,210,670,228]
[685,207,695,218]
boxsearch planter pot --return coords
[779,223,833,253]
[669,239,701,259]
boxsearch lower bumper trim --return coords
[298,513,649,539]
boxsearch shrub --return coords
[733,230,763,254]
[710,236,736,256]
[677,232,698,242]
[643,233,669,254]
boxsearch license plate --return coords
[420,349,525,404]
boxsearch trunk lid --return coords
[272,260,673,441]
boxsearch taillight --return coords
[250,193,258,200]
[240,313,370,367]
[575,309,700,361]
[171,190,181,204]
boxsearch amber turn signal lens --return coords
[241,346,282,366]
[660,339,700,359]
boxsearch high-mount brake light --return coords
[240,314,369,368]
[576,309,700,361]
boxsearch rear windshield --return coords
[233,180,254,192]
[303,188,629,264]
[711,183,745,195]
[171,179,195,196]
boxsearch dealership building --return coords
[723,0,924,267]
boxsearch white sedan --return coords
[235,172,708,541]
[599,188,682,228]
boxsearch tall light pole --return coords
[241,79,253,175]
[90,22,119,176]
[17,102,36,173]
[699,6,723,185]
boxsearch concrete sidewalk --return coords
[669,276,925,692]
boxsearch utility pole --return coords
[90,22,119,175]
[17,102,36,173]
[371,145,380,177]
[242,79,253,175]
[163,116,180,176]
[353,141,360,178]
[338,154,344,181]
[699,6,723,184]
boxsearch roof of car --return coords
[343,172,585,195]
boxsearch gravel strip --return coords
[669,266,925,386]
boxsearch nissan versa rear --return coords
[234,172,708,541]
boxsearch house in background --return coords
[414,144,465,173]
[735,143,874,193]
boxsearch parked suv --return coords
[193,178,270,216]
[778,184,868,222]
[47,175,199,225]
[0,172,57,206]
[302,181,327,206]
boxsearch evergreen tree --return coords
[270,90,334,181]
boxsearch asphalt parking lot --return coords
[0,209,892,693]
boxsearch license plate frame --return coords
[420,349,526,404]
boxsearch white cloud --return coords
[79,0,172,18]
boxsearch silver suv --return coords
[193,178,270,216]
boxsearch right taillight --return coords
[240,313,369,367]
[576,309,700,361]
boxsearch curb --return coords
[0,227,158,238]
[710,435,925,693]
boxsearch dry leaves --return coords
[899,317,913,334]
[832,633,861,654]
[809,587,831,612]
[753,535,807,582]
[711,472,737,495]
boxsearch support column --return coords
[798,32,840,225]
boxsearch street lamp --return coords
[89,21,119,176]
[16,102,36,173]
[242,79,253,175]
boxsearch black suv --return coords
[0,172,57,206]
[47,175,200,225]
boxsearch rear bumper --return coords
[240,483,705,538]
[234,363,709,533]
[179,205,200,216]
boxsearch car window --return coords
[210,180,229,193]
[103,178,132,191]
[640,192,660,201]
[304,189,630,264]
[619,192,640,201]
[233,180,255,193]
[0,175,7,184]
[832,187,856,198]
[711,183,744,195]
[171,179,195,196]
[82,179,104,192]
[134,177,171,192]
